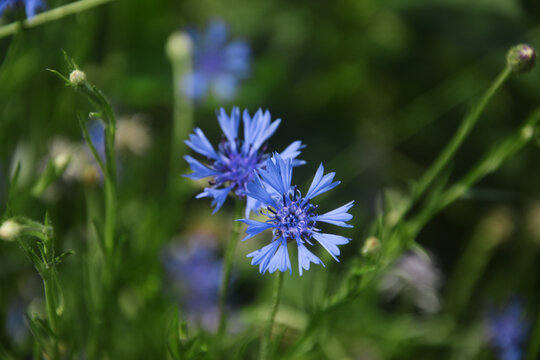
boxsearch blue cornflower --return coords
[239,153,354,275]
[184,107,305,217]
[487,299,529,360]
[0,0,46,18]
[182,19,250,101]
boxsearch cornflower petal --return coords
[212,74,238,101]
[238,219,273,241]
[183,155,219,179]
[247,240,281,274]
[259,154,292,195]
[245,196,261,218]
[223,41,251,75]
[217,107,240,148]
[251,112,281,152]
[297,241,324,276]
[196,185,234,214]
[280,141,306,166]
[24,0,45,18]
[245,174,276,207]
[306,163,340,199]
[185,128,218,160]
[267,238,292,274]
[317,201,355,227]
[312,232,350,261]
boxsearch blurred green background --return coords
[1,0,540,358]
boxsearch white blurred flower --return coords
[116,115,151,156]
[47,137,99,184]
[379,249,442,314]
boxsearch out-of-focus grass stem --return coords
[412,66,512,202]
[0,0,116,39]
[166,31,193,196]
[260,271,284,360]
[409,107,540,236]
[217,199,243,337]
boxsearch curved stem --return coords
[409,107,540,237]
[0,0,116,39]
[217,200,243,336]
[260,271,284,360]
[412,66,512,202]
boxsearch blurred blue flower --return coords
[487,299,529,360]
[184,107,305,216]
[182,19,250,101]
[0,0,46,18]
[239,153,354,275]
[5,299,28,345]
[162,232,222,328]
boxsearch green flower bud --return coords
[507,44,536,73]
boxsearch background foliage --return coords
[1,0,540,359]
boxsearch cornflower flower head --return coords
[182,19,250,101]
[238,153,354,275]
[184,107,305,217]
[486,299,529,360]
[0,0,46,18]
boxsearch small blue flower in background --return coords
[486,299,529,360]
[182,19,251,101]
[0,0,46,18]
[239,153,354,275]
[184,107,305,217]
[162,231,222,329]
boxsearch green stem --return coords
[43,275,59,359]
[166,32,193,195]
[409,107,540,236]
[260,271,284,360]
[0,0,116,39]
[104,177,116,261]
[217,200,243,336]
[527,307,540,360]
[412,66,512,202]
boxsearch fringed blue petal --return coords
[312,232,350,261]
[316,201,355,228]
[306,163,340,199]
[195,185,234,214]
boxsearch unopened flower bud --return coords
[507,44,536,73]
[0,220,21,241]
[362,236,381,255]
[166,32,192,61]
[69,70,87,85]
[53,153,70,172]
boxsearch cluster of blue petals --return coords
[487,299,529,360]
[0,0,46,18]
[184,107,305,217]
[182,19,251,101]
[239,153,354,275]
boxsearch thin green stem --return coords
[409,107,540,236]
[103,177,116,261]
[527,307,540,360]
[217,200,244,336]
[260,271,284,360]
[0,0,116,39]
[43,275,59,359]
[412,66,512,202]
[166,32,193,195]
